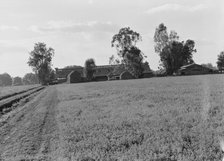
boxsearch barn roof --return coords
[56,63,152,78]
[109,65,126,76]
[180,63,197,69]
[179,63,214,72]
[93,65,116,77]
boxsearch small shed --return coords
[67,71,82,83]
[178,63,213,75]
[120,71,134,80]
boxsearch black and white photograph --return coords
[0,0,224,160]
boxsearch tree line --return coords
[2,23,224,86]
[0,73,39,87]
[26,23,224,84]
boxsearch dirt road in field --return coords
[0,86,66,161]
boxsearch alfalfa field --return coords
[55,74,224,160]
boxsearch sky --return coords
[0,0,223,77]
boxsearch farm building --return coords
[93,65,115,81]
[108,62,152,80]
[120,71,134,80]
[67,71,82,83]
[55,66,84,83]
[178,63,214,75]
[55,63,153,83]
[108,65,134,80]
[108,65,126,80]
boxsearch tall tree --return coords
[154,23,196,75]
[217,51,224,73]
[28,42,54,85]
[13,77,23,86]
[0,73,12,86]
[22,73,39,85]
[109,55,120,65]
[84,58,96,81]
[111,27,146,78]
[154,23,169,54]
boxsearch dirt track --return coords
[0,86,66,161]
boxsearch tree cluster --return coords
[0,72,39,87]
[111,27,146,78]
[28,42,55,85]
[217,51,224,73]
[154,23,196,75]
[84,58,96,81]
[22,73,39,85]
[0,73,12,86]
[13,77,23,86]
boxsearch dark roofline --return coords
[56,64,119,70]
[56,67,84,70]
[180,63,196,69]
[179,63,216,71]
[94,65,119,69]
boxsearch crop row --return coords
[0,86,45,115]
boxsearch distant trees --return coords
[217,51,224,73]
[0,73,12,86]
[28,42,54,85]
[13,77,23,86]
[154,23,196,75]
[111,27,146,78]
[201,63,217,70]
[84,58,96,81]
[22,73,39,85]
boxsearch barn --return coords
[120,71,134,80]
[178,63,214,75]
[93,65,115,81]
[67,71,82,83]
[108,65,125,80]
[55,66,84,83]
[55,63,153,84]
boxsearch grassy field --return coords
[1,75,223,161]
[55,74,224,161]
[0,84,39,98]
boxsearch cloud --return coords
[146,3,209,14]
[0,25,19,31]
[88,0,94,5]
[0,40,28,56]
[29,21,119,34]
